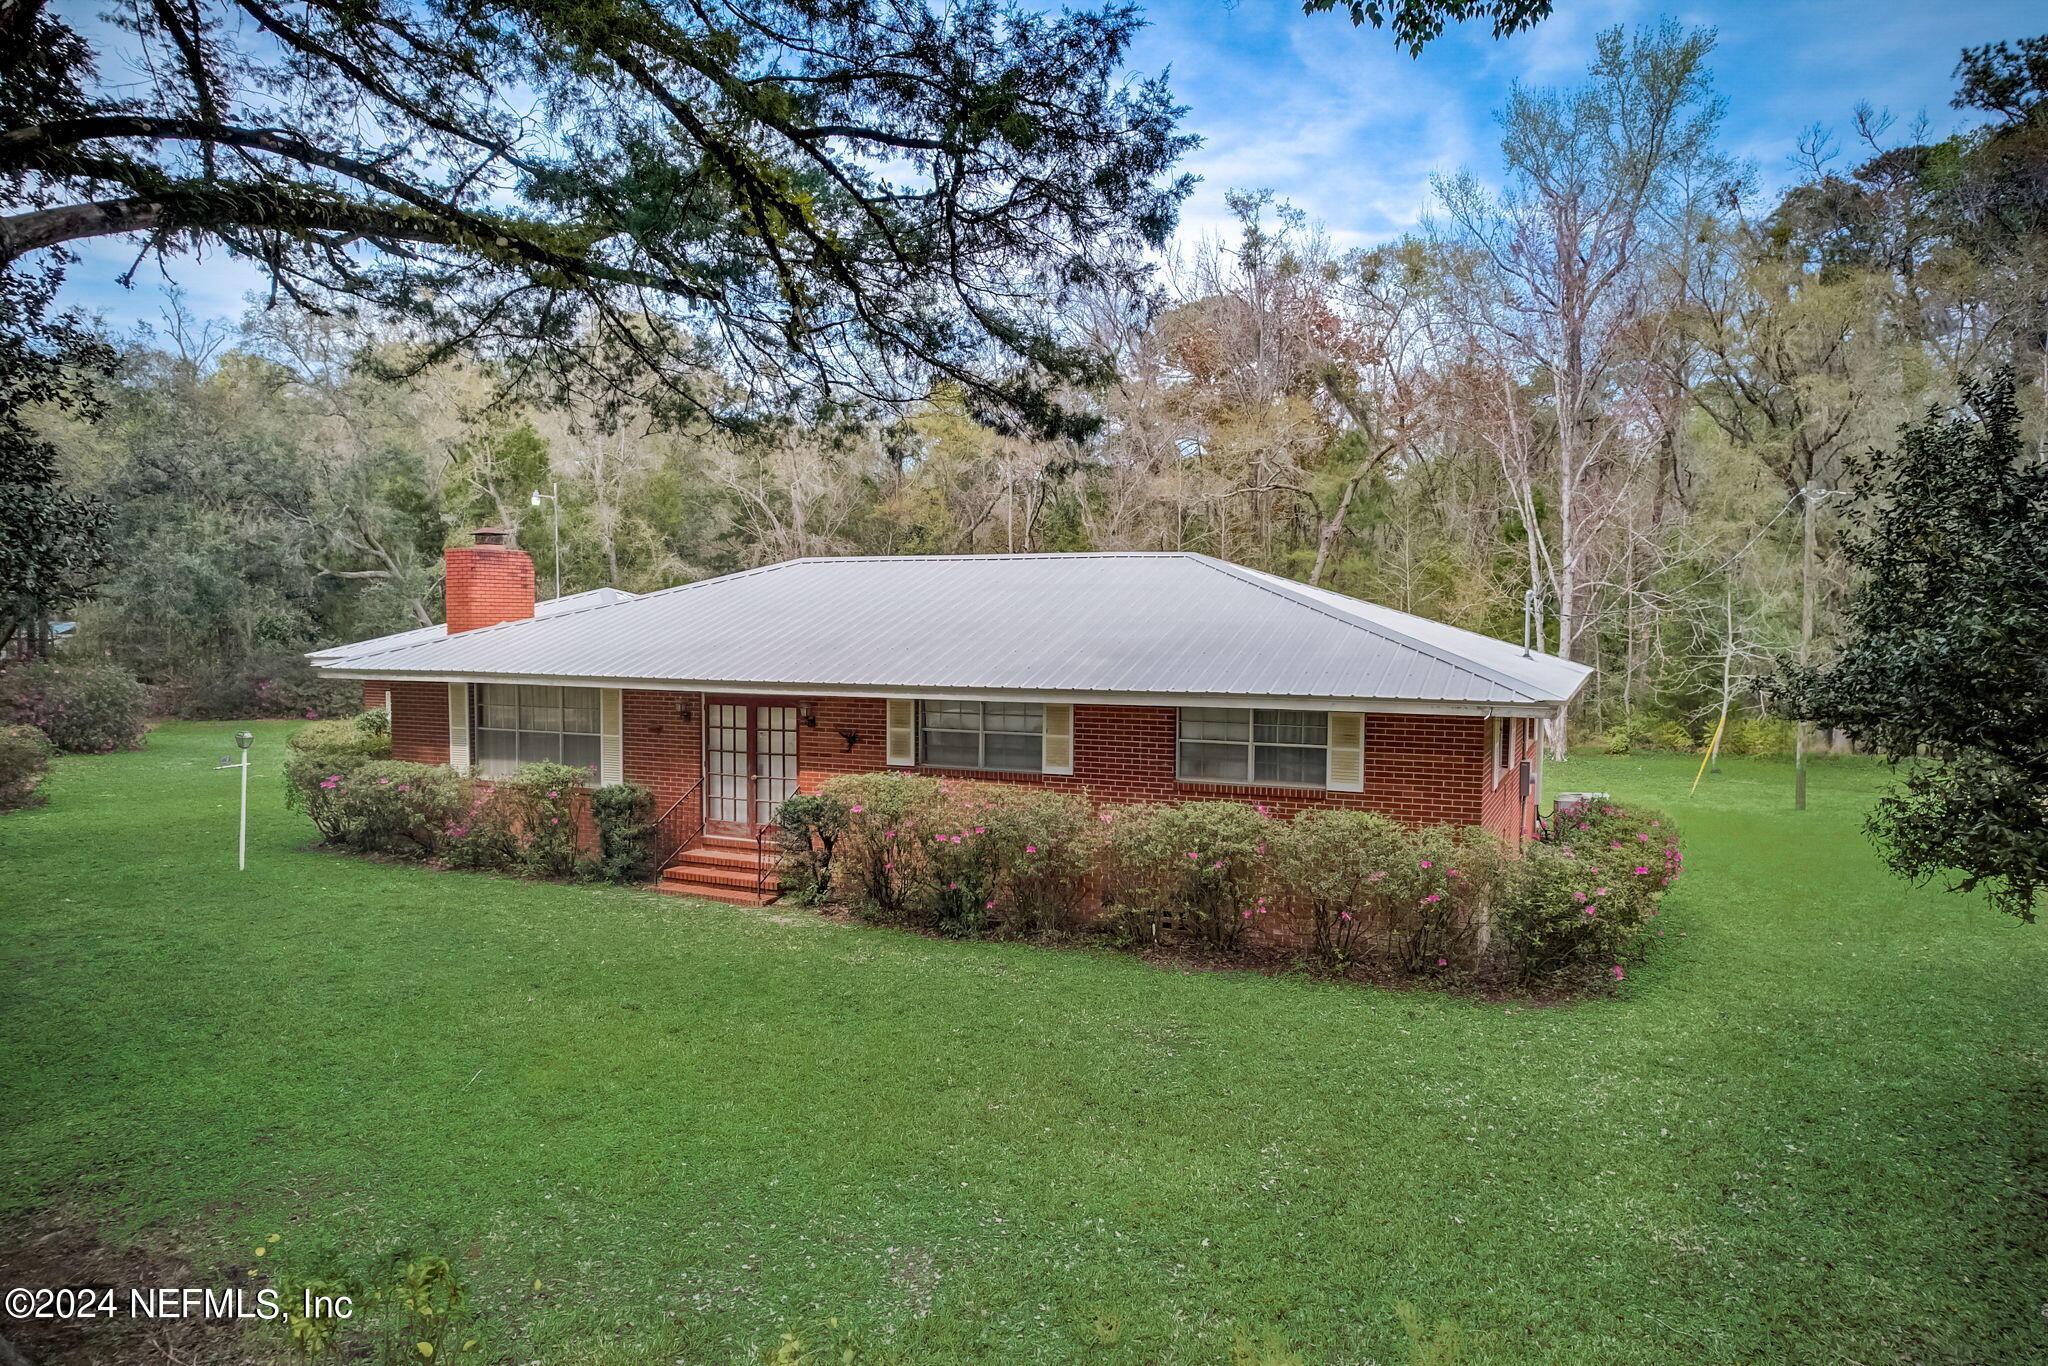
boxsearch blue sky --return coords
[53,0,2048,330]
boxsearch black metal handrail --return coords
[650,778,705,873]
[753,821,774,901]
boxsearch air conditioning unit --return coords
[1551,792,1610,819]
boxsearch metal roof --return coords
[318,553,1591,712]
[307,587,639,665]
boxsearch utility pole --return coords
[1796,484,1815,810]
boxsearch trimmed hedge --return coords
[785,772,1684,987]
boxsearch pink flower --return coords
[1421,893,1442,904]
[1339,911,1352,922]
[1611,965,1625,980]
[985,900,996,909]
[974,827,985,834]
[547,790,560,798]
[884,829,895,838]
[883,861,894,869]
[1572,890,1587,902]
[851,805,863,813]
[1436,958,1447,967]
[1025,845,1037,854]
[549,816,559,825]
[1420,860,1432,868]
[1633,866,1649,876]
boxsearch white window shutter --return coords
[1041,703,1074,775]
[885,699,916,766]
[1326,711,1364,792]
[599,688,624,785]
[447,683,470,773]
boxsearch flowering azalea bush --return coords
[818,771,947,924]
[814,774,1098,937]
[320,760,463,855]
[0,723,55,812]
[496,761,589,876]
[1501,801,1684,982]
[0,660,149,753]
[1271,811,1508,972]
[1102,800,1271,952]
[441,781,521,871]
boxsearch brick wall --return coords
[367,685,1530,849]
[622,688,705,828]
[1477,717,1535,848]
[778,698,1523,840]
[364,679,452,765]
[444,545,535,634]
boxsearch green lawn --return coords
[4,723,2045,1365]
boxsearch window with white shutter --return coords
[446,683,470,774]
[885,699,916,766]
[1326,712,1364,792]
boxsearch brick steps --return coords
[656,835,779,906]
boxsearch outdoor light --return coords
[676,699,693,721]
[798,702,817,728]
[217,730,255,871]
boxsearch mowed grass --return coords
[3,723,2045,1365]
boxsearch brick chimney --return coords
[444,527,536,633]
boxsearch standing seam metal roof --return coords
[318,553,1591,707]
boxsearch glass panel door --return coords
[753,706,798,825]
[707,703,748,825]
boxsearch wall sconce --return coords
[676,699,693,722]
[837,728,861,752]
[798,702,818,729]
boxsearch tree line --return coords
[16,24,2041,755]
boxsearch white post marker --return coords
[217,730,255,870]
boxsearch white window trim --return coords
[1492,717,1513,788]
[1175,707,1332,789]
[916,700,1046,774]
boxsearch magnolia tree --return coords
[1780,373,2048,921]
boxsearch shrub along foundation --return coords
[777,773,1683,990]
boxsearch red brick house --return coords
[316,530,1590,901]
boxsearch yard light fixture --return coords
[530,481,562,601]
[217,730,255,871]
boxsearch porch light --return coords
[675,699,693,721]
[798,702,817,728]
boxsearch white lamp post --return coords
[530,481,561,600]
[217,731,254,870]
